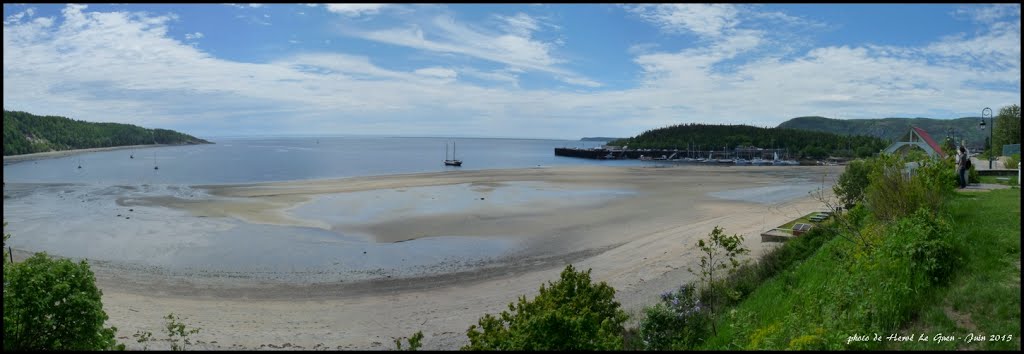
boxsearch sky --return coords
[3,3,1021,139]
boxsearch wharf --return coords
[554,147,791,161]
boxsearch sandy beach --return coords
[3,144,181,165]
[6,164,842,350]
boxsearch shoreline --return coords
[2,143,206,165]
[3,164,843,350]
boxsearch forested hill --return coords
[608,123,888,159]
[777,116,984,145]
[3,110,212,156]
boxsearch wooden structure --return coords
[883,126,946,158]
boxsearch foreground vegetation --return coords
[450,151,1019,350]
[3,110,211,156]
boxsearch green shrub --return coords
[638,284,709,350]
[1003,153,1020,171]
[164,313,201,351]
[4,252,120,350]
[394,331,423,351]
[687,226,750,336]
[833,159,871,209]
[844,208,955,330]
[897,209,958,285]
[462,264,628,350]
[864,154,953,222]
[969,163,980,183]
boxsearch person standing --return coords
[954,144,962,188]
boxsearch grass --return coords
[693,188,1020,350]
[887,188,1020,350]
[978,175,1020,186]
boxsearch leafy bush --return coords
[164,313,201,351]
[969,163,980,183]
[394,331,424,351]
[4,252,120,350]
[864,154,954,221]
[638,284,709,350]
[687,226,750,335]
[840,208,956,331]
[898,209,958,285]
[1004,153,1020,171]
[462,264,628,350]
[133,313,201,351]
[833,159,871,209]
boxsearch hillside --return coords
[777,116,984,147]
[3,110,212,156]
[608,123,888,159]
[580,137,624,142]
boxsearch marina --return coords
[554,146,806,165]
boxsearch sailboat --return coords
[770,151,798,166]
[701,151,715,163]
[152,131,159,170]
[750,154,771,165]
[444,141,462,166]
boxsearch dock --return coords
[554,147,794,161]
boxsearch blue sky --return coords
[3,4,1020,139]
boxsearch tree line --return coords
[608,123,889,159]
[3,110,211,156]
[990,104,1021,155]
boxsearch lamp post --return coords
[979,107,993,169]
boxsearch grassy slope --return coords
[697,188,1020,350]
[888,189,1020,350]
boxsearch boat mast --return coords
[152,130,158,170]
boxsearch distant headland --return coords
[3,110,212,156]
[580,137,624,142]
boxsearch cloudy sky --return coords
[3,4,1020,139]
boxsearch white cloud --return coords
[325,4,388,17]
[414,66,457,79]
[626,4,740,38]
[954,4,1021,24]
[627,43,659,56]
[226,3,264,9]
[4,7,36,25]
[495,12,539,37]
[2,4,1020,139]
[184,32,203,40]
[342,13,600,87]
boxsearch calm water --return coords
[3,137,823,281]
[3,137,640,185]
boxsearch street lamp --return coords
[979,107,993,169]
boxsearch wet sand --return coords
[5,164,842,350]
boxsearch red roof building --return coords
[883,126,947,158]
